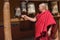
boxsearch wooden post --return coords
[3,1,12,40]
[58,18,60,40]
[55,30,59,40]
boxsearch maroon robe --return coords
[35,10,56,40]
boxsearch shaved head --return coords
[39,3,48,12]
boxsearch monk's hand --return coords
[21,15,28,20]
[21,15,25,18]
[48,27,52,36]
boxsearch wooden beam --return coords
[3,2,12,40]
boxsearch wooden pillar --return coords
[58,17,60,40]
[3,1,12,40]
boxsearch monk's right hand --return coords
[21,15,26,18]
[21,15,28,20]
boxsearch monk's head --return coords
[39,3,48,12]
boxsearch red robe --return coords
[35,10,56,40]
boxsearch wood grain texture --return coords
[3,2,12,40]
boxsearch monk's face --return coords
[39,4,46,12]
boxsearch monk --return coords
[21,3,57,40]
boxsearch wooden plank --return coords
[3,2,12,40]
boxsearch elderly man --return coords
[21,3,56,40]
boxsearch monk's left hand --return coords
[48,27,52,36]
